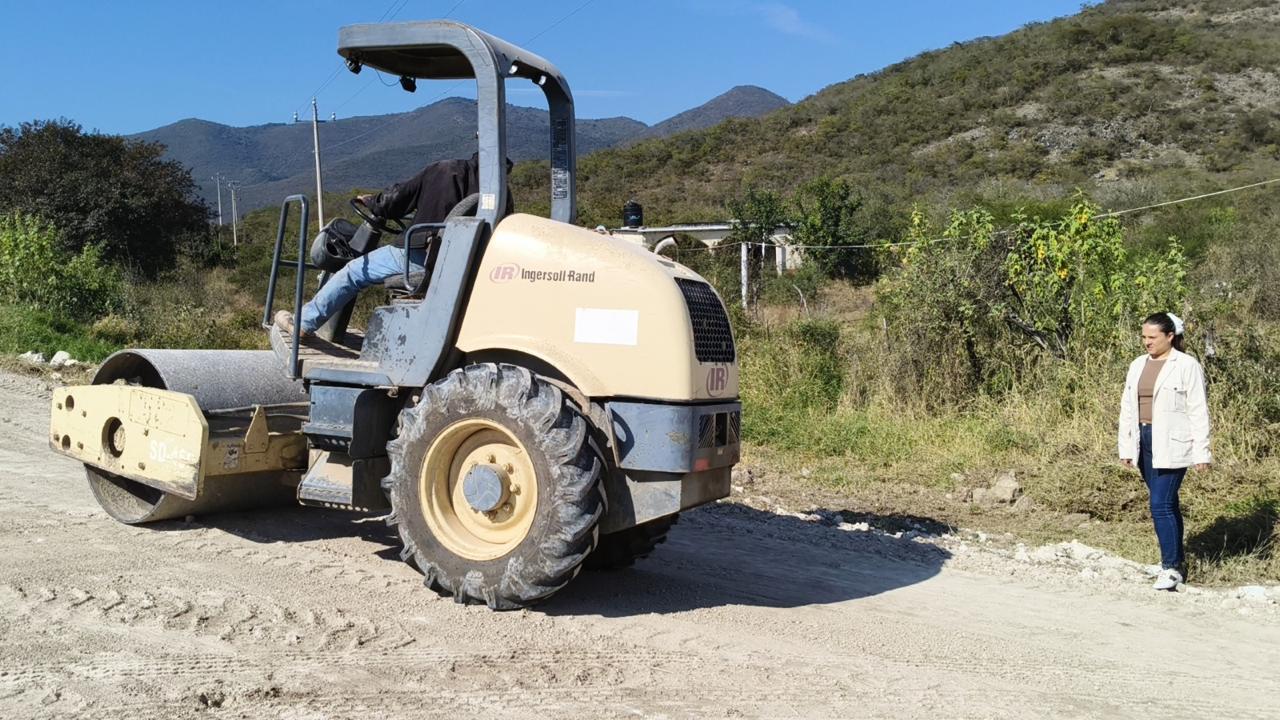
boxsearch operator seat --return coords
[384,192,509,300]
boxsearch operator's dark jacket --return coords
[366,153,513,227]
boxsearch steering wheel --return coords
[350,197,408,234]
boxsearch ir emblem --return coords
[705,366,728,396]
[489,263,519,282]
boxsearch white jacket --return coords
[1117,349,1212,468]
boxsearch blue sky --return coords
[0,1,1084,134]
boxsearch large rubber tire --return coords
[586,515,679,571]
[383,363,604,609]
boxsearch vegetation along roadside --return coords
[2,0,1277,585]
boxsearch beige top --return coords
[1137,358,1165,424]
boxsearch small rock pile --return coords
[19,350,82,368]
[972,470,1024,506]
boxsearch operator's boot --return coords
[274,310,313,338]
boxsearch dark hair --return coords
[1142,312,1185,352]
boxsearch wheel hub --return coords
[419,419,539,561]
[462,463,509,513]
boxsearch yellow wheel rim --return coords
[419,418,539,561]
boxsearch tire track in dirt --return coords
[42,675,1272,720]
[0,581,415,656]
[4,369,1280,720]
[0,372,52,401]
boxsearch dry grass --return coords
[738,286,1280,586]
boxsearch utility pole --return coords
[228,182,240,246]
[211,173,224,226]
[299,98,327,228]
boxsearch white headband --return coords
[1167,312,1185,335]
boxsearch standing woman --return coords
[1117,312,1212,591]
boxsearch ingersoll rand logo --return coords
[705,366,728,396]
[489,263,520,282]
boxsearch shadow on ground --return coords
[544,503,952,616]
[147,501,952,615]
[151,504,401,549]
[1188,498,1279,562]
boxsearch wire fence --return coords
[657,175,1280,256]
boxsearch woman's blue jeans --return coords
[1138,423,1187,570]
[299,245,426,333]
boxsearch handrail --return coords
[402,222,445,295]
[261,195,310,379]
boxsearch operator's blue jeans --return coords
[1137,423,1187,570]
[299,245,426,333]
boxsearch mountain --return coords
[133,98,644,214]
[132,86,789,215]
[631,85,790,142]
[563,0,1280,227]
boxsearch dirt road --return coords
[1,370,1277,719]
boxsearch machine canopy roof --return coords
[337,20,568,89]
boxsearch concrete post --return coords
[740,242,749,308]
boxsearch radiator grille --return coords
[675,278,735,363]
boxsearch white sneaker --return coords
[1152,568,1183,591]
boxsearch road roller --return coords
[49,20,740,609]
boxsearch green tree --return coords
[0,212,123,320]
[0,119,210,276]
[790,177,879,283]
[728,187,788,306]
[878,199,1188,398]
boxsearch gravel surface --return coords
[1,370,1278,719]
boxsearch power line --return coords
[292,0,407,117]
[325,84,463,152]
[524,0,598,45]
[657,175,1280,253]
[381,0,413,22]
[298,67,344,115]
[1095,177,1280,218]
[329,0,463,113]
[332,80,375,113]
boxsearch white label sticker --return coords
[574,308,639,346]
[480,193,496,210]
